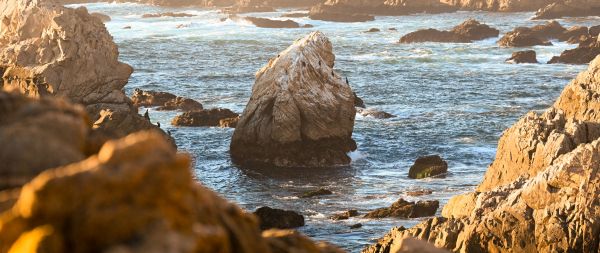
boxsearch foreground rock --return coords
[363,56,600,253]
[0,92,91,190]
[254,207,305,230]
[408,155,448,179]
[131,89,203,111]
[0,0,166,141]
[230,32,357,168]
[309,0,457,22]
[506,50,538,63]
[0,130,342,252]
[364,199,439,219]
[400,19,498,43]
[548,36,600,64]
[172,108,239,127]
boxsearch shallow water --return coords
[72,2,597,251]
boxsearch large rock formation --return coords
[400,19,498,43]
[0,0,167,141]
[498,21,571,47]
[548,35,600,64]
[309,0,457,22]
[230,32,357,168]
[363,56,600,253]
[0,130,344,253]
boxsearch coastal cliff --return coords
[363,56,600,253]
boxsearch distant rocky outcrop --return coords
[498,21,572,47]
[131,89,203,111]
[0,0,167,142]
[363,56,600,253]
[533,0,600,19]
[172,108,239,127]
[254,207,305,230]
[364,198,439,219]
[0,130,342,253]
[309,0,457,22]
[440,0,553,11]
[243,16,301,28]
[548,35,600,64]
[142,12,196,18]
[230,32,357,168]
[400,19,499,43]
[506,50,538,63]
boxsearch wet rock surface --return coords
[172,108,239,127]
[254,207,305,230]
[408,155,448,179]
[364,198,439,219]
[506,50,538,63]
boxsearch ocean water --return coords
[71,2,598,251]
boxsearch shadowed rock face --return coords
[230,32,357,168]
[0,130,344,253]
[0,0,169,142]
[362,56,600,253]
[400,19,499,43]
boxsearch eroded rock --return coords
[230,32,357,168]
[400,19,498,43]
[364,198,439,219]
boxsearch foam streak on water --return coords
[73,2,597,252]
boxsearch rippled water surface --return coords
[72,2,598,251]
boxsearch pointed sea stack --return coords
[230,31,357,168]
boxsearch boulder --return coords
[132,89,203,111]
[230,32,357,168]
[244,17,301,28]
[0,130,342,253]
[357,108,395,119]
[363,198,439,219]
[254,207,305,230]
[506,50,538,63]
[0,0,167,141]
[141,12,196,18]
[349,223,363,229]
[362,56,600,253]
[331,210,359,220]
[408,155,448,179]
[300,188,333,198]
[533,1,600,19]
[439,0,552,11]
[172,108,239,127]
[400,19,498,43]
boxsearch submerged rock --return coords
[230,32,357,168]
[142,12,196,18]
[172,108,239,127]
[300,188,333,198]
[363,56,600,253]
[0,130,342,252]
[349,223,362,229]
[506,50,538,63]
[357,108,395,119]
[244,16,301,28]
[364,198,439,219]
[331,210,359,220]
[408,155,448,179]
[400,19,498,43]
[254,207,305,230]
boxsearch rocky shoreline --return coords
[2,0,600,252]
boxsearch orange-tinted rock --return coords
[400,19,498,43]
[172,108,239,127]
[364,199,439,219]
[254,207,305,230]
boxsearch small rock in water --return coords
[331,209,359,220]
[254,206,305,230]
[122,25,131,29]
[389,27,397,31]
[408,155,448,179]
[406,190,433,197]
[171,108,238,127]
[506,50,538,64]
[364,198,439,219]
[357,108,394,119]
[365,28,380,33]
[349,223,362,229]
[300,188,333,198]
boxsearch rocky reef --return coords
[0,0,167,141]
[309,0,457,22]
[363,56,600,253]
[534,0,600,19]
[498,21,578,47]
[230,31,357,168]
[400,19,499,43]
